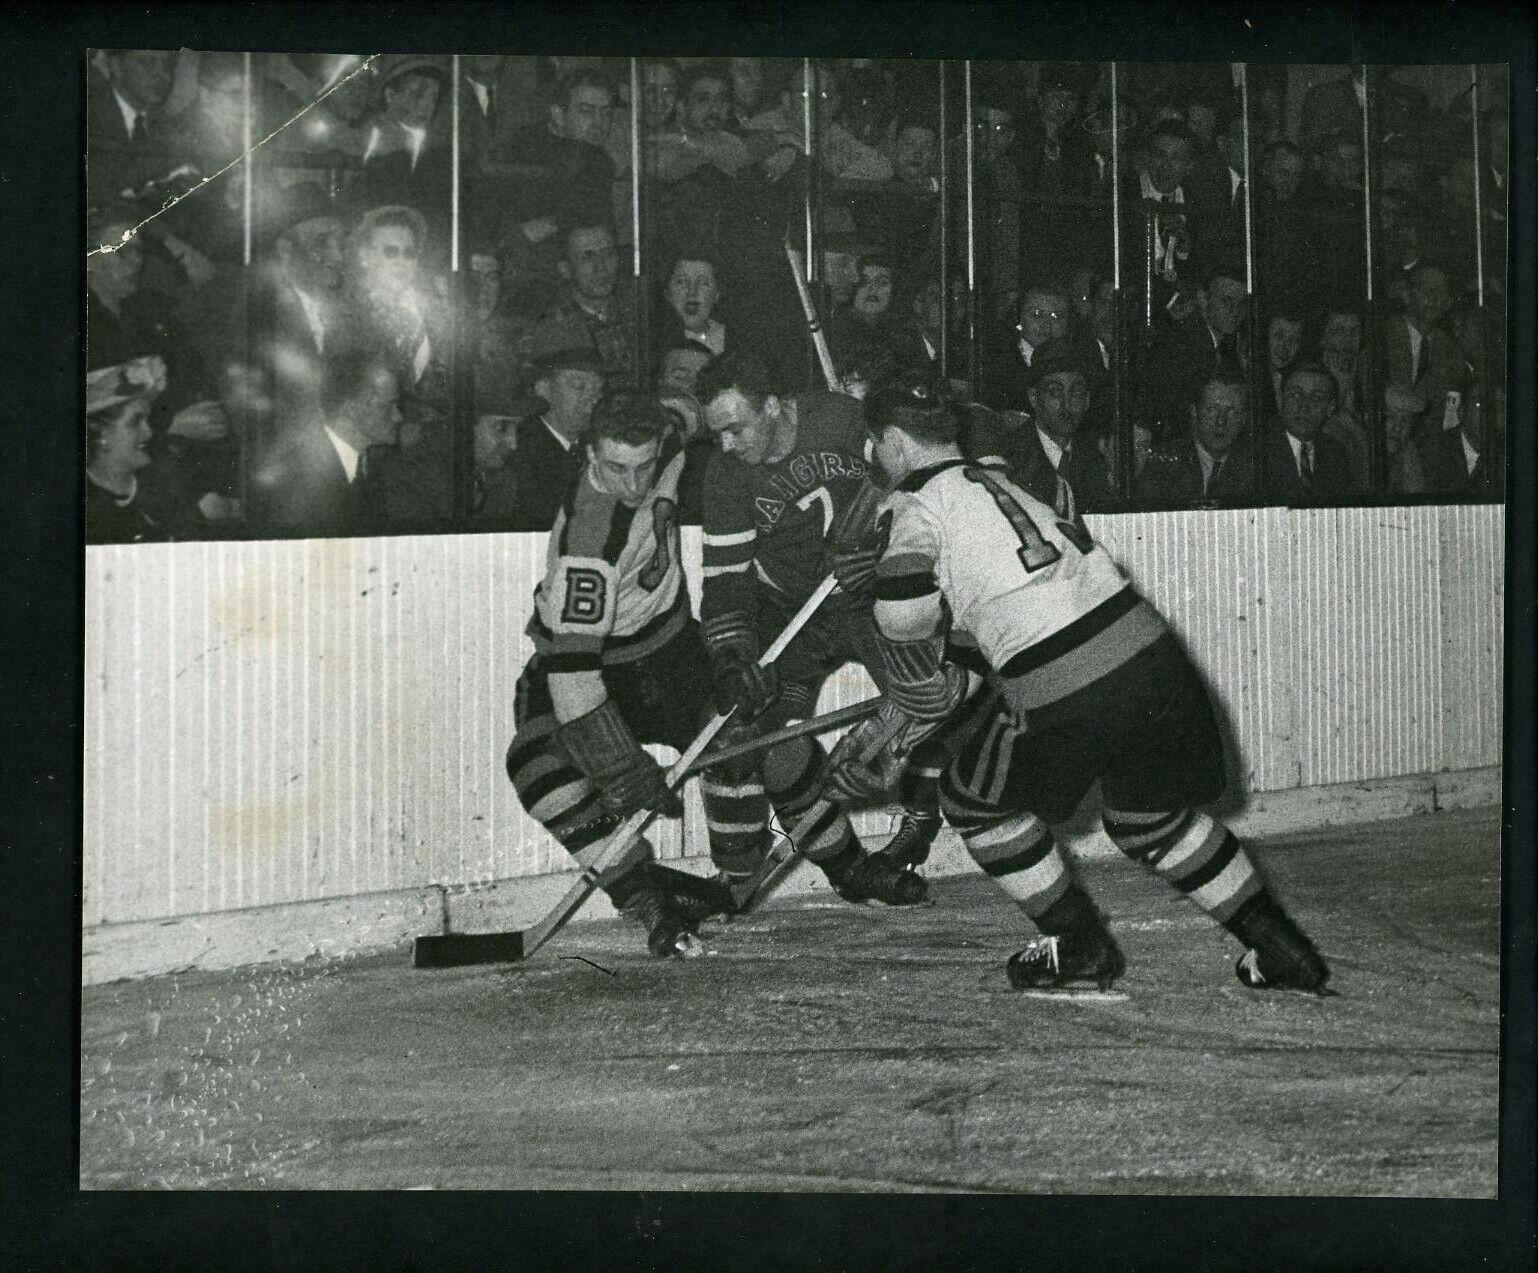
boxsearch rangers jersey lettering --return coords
[872,458,1166,709]
[529,445,689,720]
[701,390,872,651]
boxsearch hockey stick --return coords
[412,575,841,968]
[784,240,841,392]
[686,698,881,775]
[727,706,910,916]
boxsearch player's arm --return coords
[545,540,678,820]
[827,497,965,800]
[699,451,777,719]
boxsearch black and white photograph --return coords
[57,20,1529,1226]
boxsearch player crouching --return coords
[826,372,1330,994]
[506,388,736,958]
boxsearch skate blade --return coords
[1009,986,1130,1003]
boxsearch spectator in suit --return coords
[1134,121,1203,309]
[1261,304,1304,419]
[1318,308,1365,422]
[1383,384,1433,495]
[1009,337,1113,516]
[982,273,1072,410]
[520,219,637,386]
[88,49,179,203]
[1136,370,1254,505]
[1020,64,1094,206]
[1380,262,1468,442]
[510,347,607,530]
[1137,259,1247,444]
[253,344,401,534]
[1266,362,1355,503]
[355,56,452,238]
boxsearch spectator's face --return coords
[108,51,175,113]
[852,266,894,320]
[1092,281,1116,345]
[92,401,154,473]
[469,252,501,318]
[1201,276,1246,338]
[284,217,345,294]
[563,226,618,302]
[198,64,247,134]
[462,55,504,83]
[821,251,861,306]
[1018,289,1069,346]
[1028,371,1090,440]
[980,107,1016,162]
[914,282,943,336]
[789,66,840,124]
[1145,133,1192,194]
[1408,268,1450,333]
[894,125,939,187]
[87,220,145,296]
[1263,148,1304,202]
[728,58,765,114]
[1321,141,1362,191]
[1042,88,1079,132]
[588,436,663,508]
[354,368,404,448]
[473,414,518,472]
[704,388,781,466]
[660,345,711,395]
[359,224,420,295]
[1280,369,1334,439]
[1268,317,1303,372]
[539,368,605,432]
[384,73,441,129]
[1185,103,1216,143]
[1070,269,1098,322]
[642,64,679,128]
[665,259,719,333]
[556,85,614,148]
[683,75,731,133]
[1193,381,1246,456]
[1383,390,1424,455]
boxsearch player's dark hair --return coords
[865,369,961,445]
[694,348,782,409]
[586,388,675,448]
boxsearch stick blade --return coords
[412,930,526,969]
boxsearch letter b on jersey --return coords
[561,567,607,625]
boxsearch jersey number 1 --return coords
[962,466,1090,572]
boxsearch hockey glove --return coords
[710,652,781,721]
[823,714,905,803]
[827,479,890,601]
[555,699,683,819]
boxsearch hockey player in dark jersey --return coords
[828,371,1330,993]
[693,348,941,905]
[505,388,736,958]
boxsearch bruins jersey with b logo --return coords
[528,446,690,720]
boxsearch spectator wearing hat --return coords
[1003,337,1114,516]
[1136,369,1255,505]
[85,357,185,542]
[510,347,607,530]
[1137,259,1248,445]
[252,344,401,534]
[1020,64,1094,205]
[368,377,545,523]
[353,56,452,243]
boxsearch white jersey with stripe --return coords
[872,458,1129,670]
[528,447,689,721]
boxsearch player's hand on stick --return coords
[601,751,683,819]
[823,717,904,803]
[711,652,780,721]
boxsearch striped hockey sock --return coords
[1102,808,1262,925]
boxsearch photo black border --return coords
[5,2,1533,1268]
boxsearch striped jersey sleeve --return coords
[699,447,758,657]
[872,490,946,645]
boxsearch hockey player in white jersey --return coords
[827,371,1330,993]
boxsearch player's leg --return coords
[507,667,692,957]
[939,701,1123,990]
[1099,641,1329,992]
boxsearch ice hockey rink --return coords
[80,804,1498,1193]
